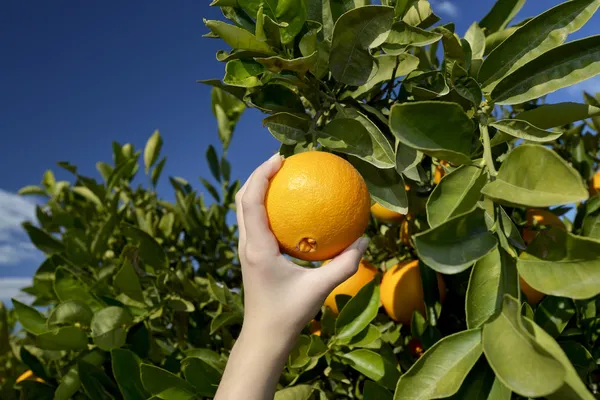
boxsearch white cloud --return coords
[434,0,459,17]
[0,189,42,266]
[0,277,33,304]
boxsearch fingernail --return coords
[269,152,283,162]
[357,237,370,253]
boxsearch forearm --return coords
[214,325,296,400]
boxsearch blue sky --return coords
[1,0,599,304]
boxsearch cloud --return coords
[0,189,41,266]
[0,277,33,304]
[433,0,459,18]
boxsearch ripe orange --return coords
[309,319,321,336]
[323,259,378,314]
[265,151,371,261]
[520,276,545,305]
[371,202,404,224]
[521,208,565,245]
[16,370,44,384]
[380,260,446,325]
[590,170,600,196]
[433,161,449,184]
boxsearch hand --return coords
[236,152,370,340]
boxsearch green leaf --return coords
[22,222,64,254]
[402,0,439,29]
[274,385,314,400]
[12,299,47,335]
[393,329,483,400]
[47,300,93,327]
[514,102,600,129]
[263,112,310,145]
[383,21,442,53]
[427,164,488,228]
[336,279,379,341]
[343,349,400,390]
[223,59,264,87]
[210,312,243,334]
[414,208,498,274]
[349,157,408,214]
[364,381,393,400]
[185,348,226,373]
[211,86,245,151]
[466,248,519,329]
[489,119,563,142]
[37,326,88,351]
[106,157,137,189]
[92,212,119,256]
[181,357,221,397]
[140,364,196,397]
[206,145,221,182]
[518,227,600,300]
[481,144,589,207]
[534,296,575,338]
[389,101,474,165]
[454,75,483,106]
[479,0,599,91]
[79,360,119,400]
[255,52,317,77]
[247,83,305,114]
[347,324,382,348]
[329,5,394,86]
[54,350,106,400]
[112,349,150,400]
[91,306,133,351]
[464,22,485,60]
[203,19,275,55]
[479,0,525,34]
[18,185,47,196]
[19,381,54,400]
[289,334,311,368]
[395,142,422,174]
[143,130,162,174]
[559,341,595,381]
[491,35,600,105]
[121,223,168,270]
[54,266,103,311]
[482,295,565,398]
[350,54,419,99]
[20,347,49,382]
[447,357,505,400]
[114,260,144,304]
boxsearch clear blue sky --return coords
[1,0,599,303]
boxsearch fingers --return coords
[235,174,252,248]
[309,237,370,295]
[240,153,283,251]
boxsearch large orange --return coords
[521,208,565,245]
[265,151,371,261]
[323,259,377,314]
[371,202,404,224]
[520,276,545,306]
[380,260,446,325]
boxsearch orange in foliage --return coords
[265,151,371,261]
[407,338,424,358]
[371,203,405,224]
[16,370,44,384]
[309,319,321,336]
[590,170,600,196]
[433,161,450,184]
[323,259,378,314]
[520,277,545,306]
[521,208,565,246]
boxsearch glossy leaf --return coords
[91,306,133,351]
[263,113,310,145]
[255,52,317,77]
[114,260,144,304]
[203,19,275,55]
[447,357,505,400]
[492,35,600,105]
[515,102,600,129]
[143,130,162,174]
[181,357,221,397]
[364,381,393,400]
[329,5,394,86]
[351,53,419,99]
[518,227,600,300]
[37,326,88,351]
[490,119,562,143]
[479,0,525,34]
[274,385,314,400]
[427,164,488,228]
[464,22,485,60]
[534,296,575,338]
[402,0,439,29]
[481,144,589,207]
[54,267,103,311]
[140,364,196,397]
[22,222,64,254]
[336,279,379,341]
[343,349,400,390]
[389,101,474,165]
[79,360,119,400]
[206,145,221,182]
[223,59,264,87]
[111,349,150,400]
[383,21,442,53]
[414,208,498,274]
[121,223,168,270]
[47,300,93,327]
[247,83,305,114]
[394,329,483,400]
[12,299,47,335]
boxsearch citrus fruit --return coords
[521,208,565,245]
[309,319,321,336]
[433,161,449,184]
[265,151,371,261]
[590,170,600,196]
[371,202,404,224]
[16,370,44,384]
[407,338,424,358]
[520,276,545,305]
[323,259,378,314]
[380,260,446,325]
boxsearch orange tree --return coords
[2,0,600,399]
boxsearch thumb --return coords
[311,237,370,294]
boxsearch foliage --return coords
[2,0,600,399]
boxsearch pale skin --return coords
[214,153,370,400]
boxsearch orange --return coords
[520,276,545,306]
[590,170,600,196]
[380,260,446,325]
[309,319,321,336]
[371,203,404,224]
[323,259,378,314]
[265,151,371,261]
[521,208,565,246]
[16,370,44,384]
[407,338,424,358]
[433,160,449,184]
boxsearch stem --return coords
[480,124,498,177]
[310,109,324,148]
[386,56,400,101]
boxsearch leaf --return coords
[247,83,305,114]
[12,299,47,335]
[454,75,483,106]
[203,19,275,55]
[107,157,137,189]
[205,145,221,182]
[389,101,474,165]
[181,357,221,397]
[210,312,243,334]
[121,223,168,270]
[349,157,408,214]
[274,385,314,400]
[447,357,502,400]
[22,222,64,254]
[140,364,196,397]
[111,349,150,400]
[383,21,442,53]
[91,306,133,351]
[54,350,105,400]
[336,279,379,341]
[491,35,600,105]
[144,130,163,174]
[414,208,498,274]
[255,52,317,77]
[263,113,310,145]
[514,102,600,129]
[489,119,563,142]
[37,326,88,351]
[518,227,600,299]
[364,381,393,400]
[185,348,226,373]
[483,144,589,207]
[320,116,395,169]
[79,360,119,400]
[479,0,600,91]
[18,185,47,196]
[479,0,525,34]
[20,347,49,382]
[402,0,439,29]
[343,349,400,390]
[211,86,245,150]
[114,260,144,304]
[395,143,422,174]
[350,54,419,99]
[348,324,382,348]
[466,248,519,329]
[223,59,264,87]
[559,341,595,381]
[482,295,565,398]
[47,300,93,327]
[427,164,488,228]
[91,212,119,256]
[534,296,575,338]
[464,22,485,60]
[329,5,395,86]
[393,329,483,400]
